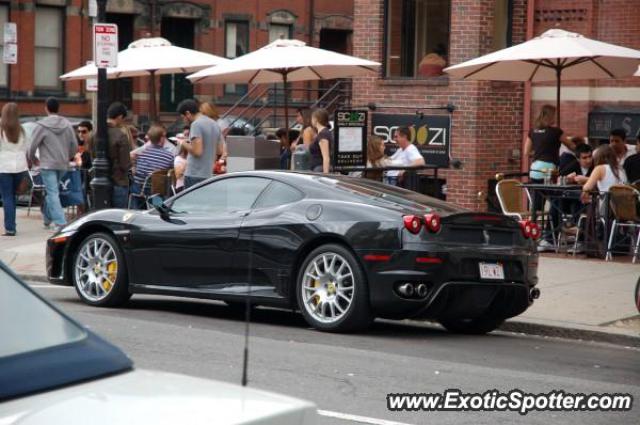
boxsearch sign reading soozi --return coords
[372,113,451,168]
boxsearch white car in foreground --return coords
[0,263,316,425]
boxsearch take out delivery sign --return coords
[93,23,118,68]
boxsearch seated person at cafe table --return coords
[623,135,640,184]
[608,128,637,165]
[561,143,594,185]
[130,125,175,209]
[385,126,425,186]
[580,145,627,205]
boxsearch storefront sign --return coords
[588,110,640,141]
[93,23,118,68]
[371,113,451,168]
[333,110,368,169]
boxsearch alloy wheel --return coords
[74,237,119,302]
[301,252,355,324]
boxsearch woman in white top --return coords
[581,145,627,204]
[0,103,29,236]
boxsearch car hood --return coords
[0,370,317,425]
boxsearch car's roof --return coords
[0,369,316,425]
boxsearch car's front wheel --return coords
[297,244,372,332]
[438,316,505,335]
[72,232,130,307]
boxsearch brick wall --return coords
[353,0,527,210]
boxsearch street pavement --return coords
[1,207,638,345]
[30,283,640,425]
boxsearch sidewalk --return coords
[1,207,638,344]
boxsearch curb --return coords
[20,273,49,283]
[500,320,640,348]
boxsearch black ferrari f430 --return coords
[47,171,541,333]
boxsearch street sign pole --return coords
[90,0,113,210]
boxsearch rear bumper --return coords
[357,245,538,320]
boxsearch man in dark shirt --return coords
[106,102,132,208]
[624,136,640,184]
[560,144,593,184]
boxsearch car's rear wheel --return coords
[439,316,505,335]
[297,244,372,332]
[72,232,130,307]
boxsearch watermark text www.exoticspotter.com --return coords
[387,390,633,415]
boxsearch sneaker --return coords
[537,240,555,252]
[50,224,65,233]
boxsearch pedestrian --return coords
[76,120,93,170]
[176,99,222,188]
[199,101,228,170]
[130,125,175,209]
[28,97,78,230]
[106,102,132,208]
[309,108,333,173]
[0,103,29,236]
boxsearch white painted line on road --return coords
[28,284,71,289]
[318,410,414,425]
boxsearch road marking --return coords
[318,410,413,425]
[28,284,71,289]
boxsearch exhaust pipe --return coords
[416,284,428,298]
[397,283,415,297]
[529,287,540,300]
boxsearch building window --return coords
[492,0,512,51]
[385,0,450,79]
[35,7,64,90]
[269,23,291,42]
[225,20,249,96]
[0,6,9,88]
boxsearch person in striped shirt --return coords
[130,125,175,209]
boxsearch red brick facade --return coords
[353,0,640,209]
[1,0,353,119]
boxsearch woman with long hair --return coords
[581,145,627,199]
[309,108,332,173]
[294,108,315,148]
[0,103,29,236]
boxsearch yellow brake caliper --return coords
[311,279,320,306]
[103,261,117,291]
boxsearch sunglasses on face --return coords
[78,129,88,134]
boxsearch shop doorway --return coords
[160,18,195,113]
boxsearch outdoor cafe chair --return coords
[27,170,46,216]
[606,184,640,263]
[128,169,171,210]
[496,179,532,220]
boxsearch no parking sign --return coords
[93,23,118,68]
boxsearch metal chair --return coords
[128,169,172,209]
[27,170,46,216]
[606,184,640,263]
[495,179,532,220]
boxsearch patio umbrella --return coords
[187,39,380,133]
[60,37,228,121]
[444,29,640,125]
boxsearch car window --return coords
[0,268,86,358]
[170,177,271,215]
[254,181,304,209]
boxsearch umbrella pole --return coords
[149,70,157,123]
[283,72,289,143]
[555,67,561,127]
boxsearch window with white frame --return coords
[385,0,450,79]
[225,20,249,95]
[269,23,291,42]
[0,7,9,87]
[35,7,63,90]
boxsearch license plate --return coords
[479,262,504,280]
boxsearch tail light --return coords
[519,220,541,240]
[424,214,441,233]
[403,215,422,234]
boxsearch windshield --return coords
[317,175,463,214]
[0,268,86,358]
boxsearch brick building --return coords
[0,0,354,120]
[352,0,640,210]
